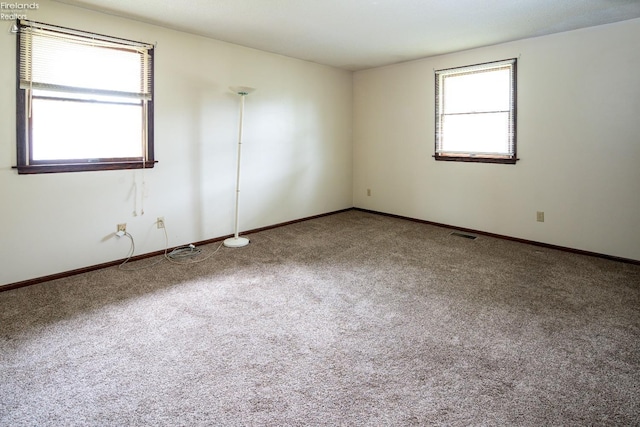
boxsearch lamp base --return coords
[223,236,250,248]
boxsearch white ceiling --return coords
[53,0,640,71]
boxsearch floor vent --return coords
[450,231,477,240]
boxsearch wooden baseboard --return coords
[354,208,640,266]
[0,208,352,293]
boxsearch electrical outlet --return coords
[367,188,371,196]
[536,211,545,222]
[157,217,165,229]
[117,223,127,233]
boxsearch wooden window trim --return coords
[15,20,155,174]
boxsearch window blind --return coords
[18,20,153,101]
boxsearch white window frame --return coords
[435,58,517,164]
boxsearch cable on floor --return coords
[118,221,225,270]
[163,224,224,265]
[118,231,166,271]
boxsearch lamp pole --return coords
[224,86,255,248]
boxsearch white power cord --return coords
[162,224,224,265]
[118,231,165,271]
[117,220,224,270]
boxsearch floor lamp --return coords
[224,86,255,248]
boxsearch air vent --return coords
[450,231,477,240]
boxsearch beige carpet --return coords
[1,210,639,426]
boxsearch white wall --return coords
[0,0,353,286]
[354,18,640,261]
[2,5,638,287]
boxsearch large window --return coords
[15,20,155,174]
[435,58,517,164]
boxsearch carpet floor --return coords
[1,210,639,426]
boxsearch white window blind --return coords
[19,20,153,101]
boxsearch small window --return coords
[15,20,155,174]
[435,58,517,164]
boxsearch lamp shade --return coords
[229,86,256,96]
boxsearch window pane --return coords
[443,68,510,114]
[31,98,143,161]
[441,112,509,154]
